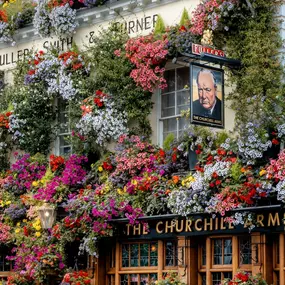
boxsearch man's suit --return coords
[192,97,222,121]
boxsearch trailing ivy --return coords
[222,0,285,129]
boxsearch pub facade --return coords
[0,0,284,285]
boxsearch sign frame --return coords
[190,62,225,128]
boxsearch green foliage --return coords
[163,133,175,151]
[215,131,229,147]
[86,24,153,137]
[221,0,285,129]
[153,15,165,35]
[230,162,243,182]
[179,8,190,26]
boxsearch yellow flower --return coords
[16,222,20,226]
[98,166,103,172]
[3,2,8,7]
[35,232,41,237]
[5,200,11,205]
[32,181,38,187]
[117,189,124,195]
[35,225,41,231]
[131,179,138,185]
[259,169,267,177]
[15,228,20,234]
[22,219,27,223]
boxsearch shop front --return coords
[94,208,285,285]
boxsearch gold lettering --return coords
[176,220,184,233]
[126,224,131,235]
[215,218,219,230]
[204,218,213,231]
[268,213,280,227]
[244,218,252,228]
[228,222,234,229]
[195,219,203,231]
[133,224,141,235]
[165,220,174,233]
[185,219,192,232]
[143,224,148,235]
[156,221,164,234]
[220,218,226,230]
[257,214,264,227]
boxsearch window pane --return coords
[122,244,129,267]
[150,243,158,266]
[224,239,232,264]
[161,93,175,118]
[163,118,177,134]
[213,239,223,264]
[130,274,138,285]
[223,272,232,279]
[120,274,129,285]
[178,116,188,136]
[177,67,190,90]
[140,244,149,266]
[140,274,148,285]
[239,236,251,265]
[162,69,175,93]
[165,241,177,266]
[130,244,139,267]
[212,272,221,285]
[177,90,190,114]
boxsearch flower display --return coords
[190,0,238,35]
[222,271,268,285]
[123,35,168,92]
[61,270,91,285]
[33,0,78,37]
[75,90,128,146]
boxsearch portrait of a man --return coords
[190,64,224,127]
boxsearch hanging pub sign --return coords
[191,43,225,57]
[190,63,224,128]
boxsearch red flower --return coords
[272,138,279,145]
[179,25,187,32]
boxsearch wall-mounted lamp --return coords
[37,203,56,229]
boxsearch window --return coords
[106,240,178,284]
[57,99,72,155]
[198,235,252,285]
[159,67,190,144]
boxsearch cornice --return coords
[0,0,178,49]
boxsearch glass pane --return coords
[177,67,190,90]
[161,93,175,118]
[223,272,232,280]
[140,243,149,266]
[150,273,157,282]
[165,241,176,266]
[130,274,138,285]
[212,272,221,285]
[163,118,177,134]
[239,236,251,265]
[177,90,190,114]
[178,116,188,136]
[224,239,232,264]
[120,274,129,285]
[130,244,139,267]
[59,112,69,133]
[122,244,129,267]
[140,274,148,285]
[162,69,175,93]
[150,242,158,266]
[59,145,71,156]
[214,239,222,264]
